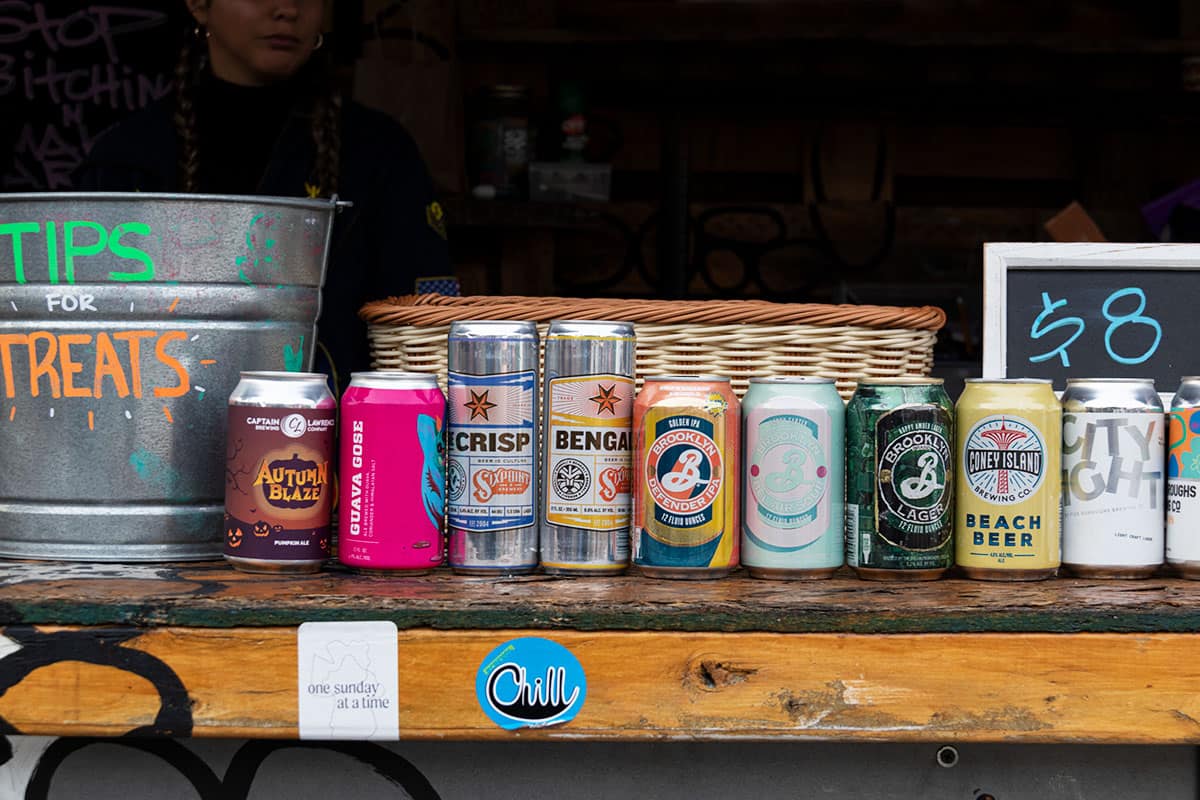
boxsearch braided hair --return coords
[173,20,341,197]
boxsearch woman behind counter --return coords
[76,0,452,393]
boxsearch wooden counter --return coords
[1,561,1199,743]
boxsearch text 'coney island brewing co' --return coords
[1168,377,1200,578]
[540,321,635,574]
[224,372,337,574]
[447,321,539,575]
[633,376,740,580]
[955,378,1061,581]
[741,377,844,579]
[845,378,954,581]
[1061,378,1164,578]
[338,372,446,575]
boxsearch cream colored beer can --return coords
[955,379,1061,580]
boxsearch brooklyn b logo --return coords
[646,427,723,527]
[963,415,1046,505]
[877,422,952,549]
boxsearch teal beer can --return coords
[741,377,845,579]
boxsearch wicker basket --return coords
[361,295,946,400]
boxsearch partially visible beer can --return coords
[338,372,446,575]
[742,377,844,579]
[447,321,539,575]
[541,320,636,575]
[955,378,1061,581]
[1168,377,1200,578]
[845,378,954,581]
[1062,378,1164,578]
[633,376,740,579]
[224,371,337,574]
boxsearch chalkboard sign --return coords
[983,243,1200,393]
[0,1,187,191]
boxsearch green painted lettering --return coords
[108,222,155,281]
[45,221,58,284]
[62,221,108,284]
[0,222,39,284]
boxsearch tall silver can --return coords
[1061,378,1164,578]
[447,321,539,574]
[0,193,335,561]
[1168,377,1200,578]
[541,320,636,575]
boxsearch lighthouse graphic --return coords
[979,418,1028,496]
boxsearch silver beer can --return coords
[1062,378,1164,578]
[541,320,636,575]
[447,321,540,574]
[1168,377,1200,578]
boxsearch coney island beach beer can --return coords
[741,377,844,579]
[224,371,337,574]
[540,320,636,574]
[955,378,1061,581]
[1062,378,1164,578]
[1168,377,1200,578]
[447,321,539,575]
[633,376,740,579]
[338,372,446,575]
[845,378,954,581]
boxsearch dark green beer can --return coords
[845,378,954,580]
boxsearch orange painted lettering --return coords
[58,333,93,398]
[153,330,190,398]
[26,332,60,398]
[92,332,130,398]
[0,334,26,398]
[111,330,155,398]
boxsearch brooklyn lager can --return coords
[955,378,1061,581]
[541,320,636,574]
[1062,378,1164,578]
[1168,377,1200,578]
[633,376,740,579]
[845,378,954,580]
[447,321,539,575]
[741,377,844,579]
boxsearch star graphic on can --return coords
[590,383,622,415]
[464,390,498,421]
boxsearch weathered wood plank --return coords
[1,561,1199,633]
[3,626,1200,743]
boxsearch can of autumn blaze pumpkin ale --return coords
[224,371,337,574]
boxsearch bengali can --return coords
[845,378,955,581]
[1168,377,1200,578]
[633,375,740,579]
[540,320,636,575]
[1062,378,1164,578]
[224,371,337,574]
[955,378,1061,581]
[447,321,539,575]
[741,377,844,579]
[337,372,446,575]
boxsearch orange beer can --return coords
[632,376,741,579]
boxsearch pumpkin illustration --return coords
[318,537,328,552]
[253,520,271,537]
[272,524,284,534]
[226,527,244,548]
[266,452,320,509]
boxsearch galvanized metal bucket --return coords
[0,193,337,561]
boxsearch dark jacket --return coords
[75,77,451,393]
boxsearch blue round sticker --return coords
[475,637,587,730]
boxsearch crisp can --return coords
[540,320,636,575]
[1062,378,1164,578]
[224,371,336,574]
[338,371,446,574]
[741,377,844,579]
[955,378,1061,581]
[447,321,539,575]
[633,375,740,579]
[845,378,954,580]
[1168,377,1200,578]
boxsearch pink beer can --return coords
[338,372,447,573]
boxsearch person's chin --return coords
[253,52,310,81]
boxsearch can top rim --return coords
[240,371,327,381]
[1064,377,1155,385]
[749,376,835,385]
[449,319,538,330]
[1180,376,1200,382]
[857,377,943,386]
[548,319,635,329]
[645,374,730,383]
[350,371,439,382]
[964,378,1053,384]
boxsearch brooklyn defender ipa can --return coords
[955,378,1061,581]
[540,320,636,575]
[633,376,740,579]
[845,378,954,581]
[1168,377,1200,578]
[447,321,539,575]
[741,377,844,579]
[1061,378,1164,578]
[224,371,337,574]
